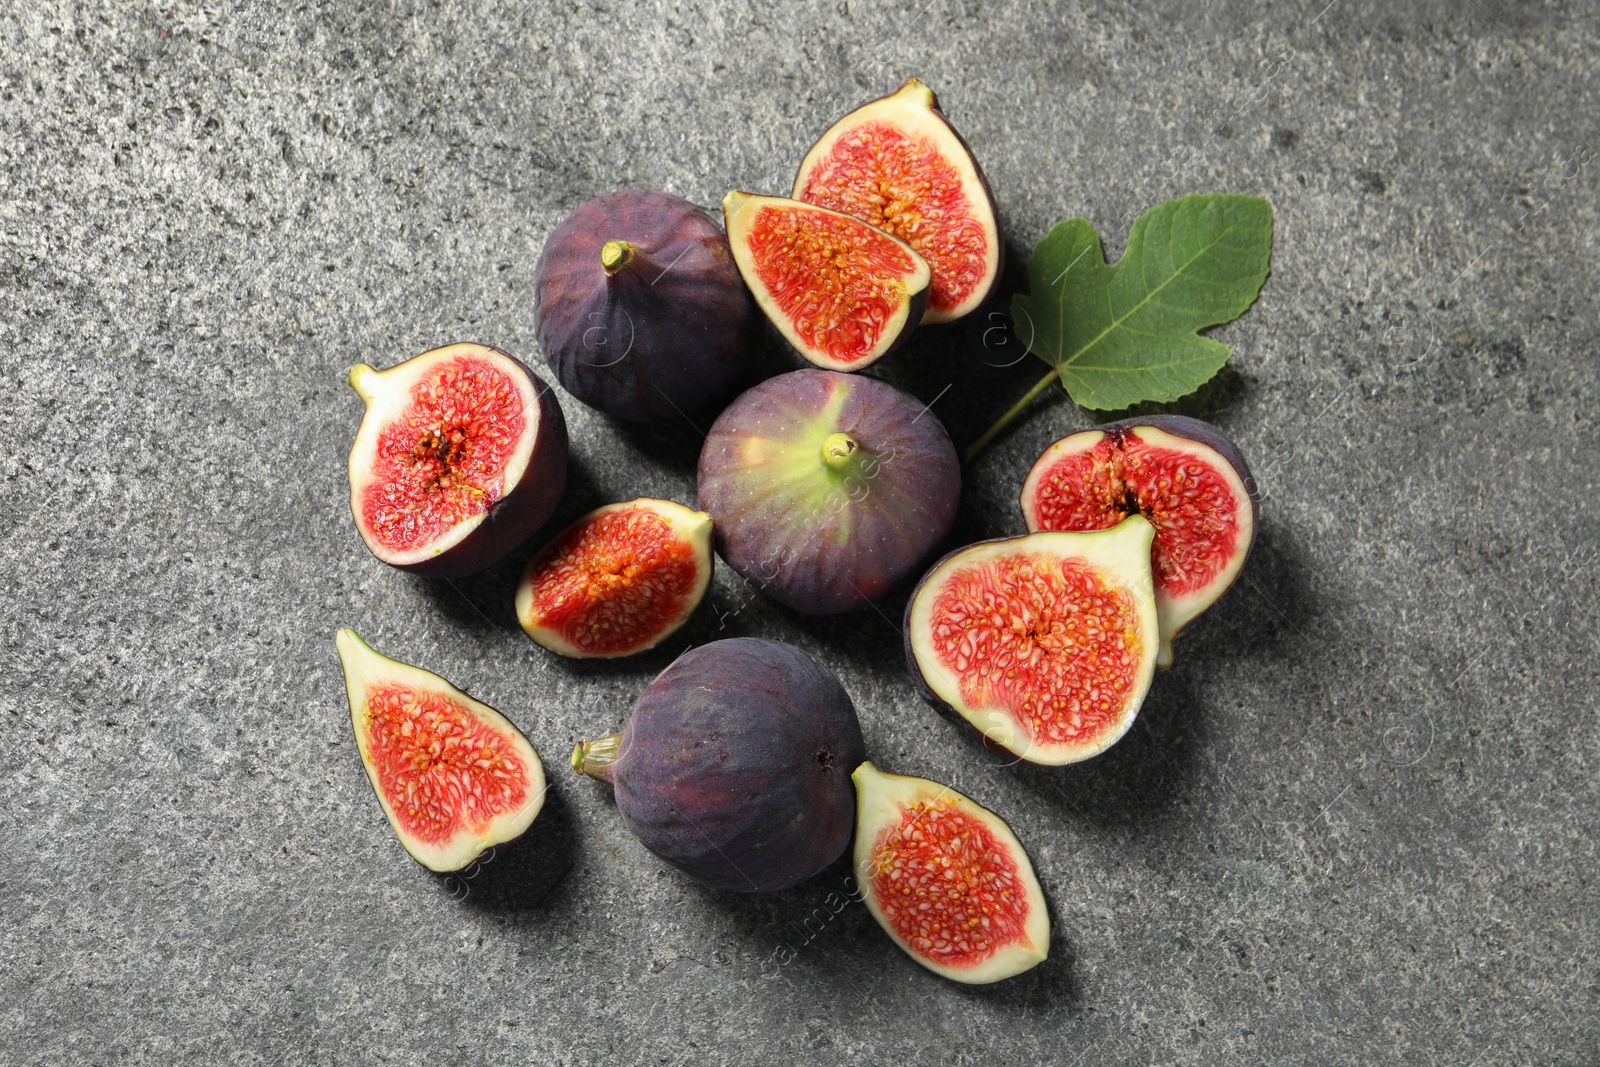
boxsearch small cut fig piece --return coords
[905,517,1160,766]
[793,78,1001,325]
[347,342,568,579]
[573,638,866,892]
[1021,415,1259,667]
[335,629,546,873]
[535,189,759,426]
[852,762,1049,984]
[722,190,930,371]
[698,369,959,614]
[514,497,714,659]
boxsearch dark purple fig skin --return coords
[352,347,569,580]
[534,190,759,426]
[609,638,866,892]
[697,370,961,614]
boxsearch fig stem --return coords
[572,732,623,784]
[821,432,859,471]
[963,366,1063,464]
[600,240,635,276]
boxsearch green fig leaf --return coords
[1012,194,1274,411]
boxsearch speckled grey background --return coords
[3,1,1596,1063]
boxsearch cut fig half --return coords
[722,190,930,371]
[852,762,1049,984]
[794,78,1001,325]
[347,342,568,578]
[335,629,546,873]
[1021,415,1259,667]
[514,497,714,659]
[905,517,1160,766]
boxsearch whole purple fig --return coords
[534,190,759,426]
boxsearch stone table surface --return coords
[3,1,1597,1064]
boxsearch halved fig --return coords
[722,190,930,371]
[347,342,568,579]
[514,497,714,659]
[335,629,546,872]
[904,517,1159,765]
[573,638,867,892]
[852,762,1049,984]
[793,78,1001,325]
[534,189,759,426]
[697,369,959,614]
[1021,415,1259,667]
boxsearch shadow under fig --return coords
[436,784,579,917]
[1182,517,1320,671]
[988,666,1203,832]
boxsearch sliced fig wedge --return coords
[852,762,1049,984]
[514,497,714,659]
[347,342,568,578]
[697,369,959,614]
[793,78,1001,325]
[1021,415,1259,667]
[335,629,546,873]
[905,517,1159,765]
[722,190,930,371]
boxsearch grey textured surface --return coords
[3,1,1597,1063]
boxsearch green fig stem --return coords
[572,732,623,783]
[963,366,1062,464]
[821,432,859,471]
[347,363,380,402]
[600,240,635,276]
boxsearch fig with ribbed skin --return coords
[573,638,866,892]
[535,189,758,426]
[697,369,960,614]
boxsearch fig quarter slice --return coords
[905,517,1160,765]
[335,629,546,873]
[514,497,714,659]
[853,762,1049,984]
[794,78,1001,325]
[1021,415,1259,667]
[722,190,931,372]
[346,342,568,578]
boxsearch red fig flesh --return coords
[905,518,1159,765]
[853,762,1048,984]
[723,191,930,371]
[1021,415,1258,666]
[793,78,1001,325]
[346,343,567,578]
[335,629,546,872]
[514,498,714,659]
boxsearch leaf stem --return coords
[963,367,1062,464]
